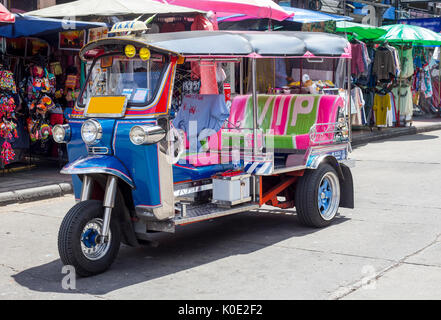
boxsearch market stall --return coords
[0,14,107,168]
[336,22,441,129]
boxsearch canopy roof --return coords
[80,31,351,59]
[218,5,352,23]
[26,0,204,18]
[0,14,106,38]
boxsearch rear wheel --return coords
[58,200,121,277]
[295,164,340,228]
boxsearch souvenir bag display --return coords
[0,67,18,165]
[27,95,56,142]
[21,64,58,145]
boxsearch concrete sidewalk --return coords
[1,116,441,206]
[352,116,441,146]
[0,164,73,206]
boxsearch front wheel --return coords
[295,164,340,228]
[58,200,121,277]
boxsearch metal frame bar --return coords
[251,58,259,202]
[80,175,93,201]
[347,57,352,142]
[260,177,298,207]
[101,175,118,240]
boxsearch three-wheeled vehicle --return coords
[53,26,355,276]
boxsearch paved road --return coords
[1,131,441,300]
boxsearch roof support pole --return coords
[347,58,352,143]
[252,57,258,202]
[252,58,258,156]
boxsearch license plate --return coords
[85,96,127,118]
[328,149,347,160]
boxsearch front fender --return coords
[61,155,135,189]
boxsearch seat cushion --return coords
[222,93,344,151]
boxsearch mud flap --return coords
[339,164,354,209]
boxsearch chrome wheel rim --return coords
[317,171,340,221]
[80,218,111,261]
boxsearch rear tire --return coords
[58,200,121,277]
[295,163,340,228]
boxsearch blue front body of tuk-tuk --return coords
[65,119,163,208]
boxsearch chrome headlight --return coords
[81,119,102,145]
[130,125,166,145]
[52,124,71,143]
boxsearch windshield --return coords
[78,54,167,107]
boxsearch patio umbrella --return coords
[218,6,352,23]
[0,14,106,38]
[336,21,387,40]
[155,0,293,21]
[0,3,15,23]
[376,24,441,46]
[26,0,204,18]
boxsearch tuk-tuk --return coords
[53,27,355,276]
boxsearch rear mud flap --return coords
[339,163,354,209]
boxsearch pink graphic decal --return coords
[303,51,316,58]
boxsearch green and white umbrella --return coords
[336,21,388,40]
[376,24,441,46]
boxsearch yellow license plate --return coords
[85,96,127,117]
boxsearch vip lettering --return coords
[178,304,212,318]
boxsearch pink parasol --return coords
[156,0,293,21]
[0,4,15,23]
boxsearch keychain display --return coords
[0,67,18,165]
[0,70,17,93]
[0,96,16,118]
[1,141,15,164]
[0,120,18,140]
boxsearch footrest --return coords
[174,202,259,225]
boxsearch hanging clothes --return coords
[392,85,413,118]
[351,42,365,76]
[335,58,346,88]
[386,92,396,127]
[398,47,414,79]
[372,45,398,82]
[351,86,365,126]
[362,88,374,126]
[357,46,376,87]
[373,93,391,127]
[385,44,401,78]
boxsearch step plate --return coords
[174,203,259,225]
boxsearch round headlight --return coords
[52,124,71,143]
[130,125,166,145]
[139,47,151,61]
[125,44,136,58]
[81,119,102,145]
[130,126,147,145]
[52,125,66,143]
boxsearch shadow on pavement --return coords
[12,210,349,296]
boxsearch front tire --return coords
[58,200,121,277]
[295,164,340,228]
